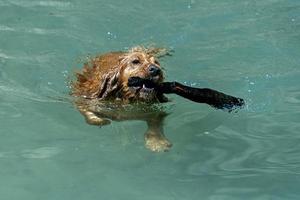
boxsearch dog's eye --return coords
[132,59,140,64]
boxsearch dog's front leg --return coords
[76,103,111,126]
[144,114,172,152]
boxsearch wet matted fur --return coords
[71,46,173,152]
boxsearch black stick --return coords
[128,77,245,111]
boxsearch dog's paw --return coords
[84,111,111,126]
[145,133,172,152]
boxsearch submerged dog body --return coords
[71,47,172,152]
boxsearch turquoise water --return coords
[1,0,300,199]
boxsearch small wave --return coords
[38,1,71,7]
[0,82,69,104]
[0,147,61,159]
[26,27,59,35]
[21,147,61,159]
[7,0,72,8]
[0,25,15,31]
[0,52,12,59]
[0,23,61,36]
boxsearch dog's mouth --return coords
[127,76,160,99]
[137,84,155,94]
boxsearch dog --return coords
[71,46,173,152]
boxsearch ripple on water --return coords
[0,79,69,104]
[21,147,61,159]
[183,119,300,180]
[0,102,22,118]
[0,147,61,159]
[6,0,72,8]
[284,89,300,104]
[185,129,254,178]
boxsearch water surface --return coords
[1,0,300,199]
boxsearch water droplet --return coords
[265,74,271,79]
[107,31,117,40]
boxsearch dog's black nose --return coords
[148,65,161,76]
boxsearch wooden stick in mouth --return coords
[128,77,245,112]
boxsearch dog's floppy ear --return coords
[97,68,121,99]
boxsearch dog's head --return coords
[72,46,170,102]
[117,47,168,102]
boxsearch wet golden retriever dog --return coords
[71,46,173,152]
